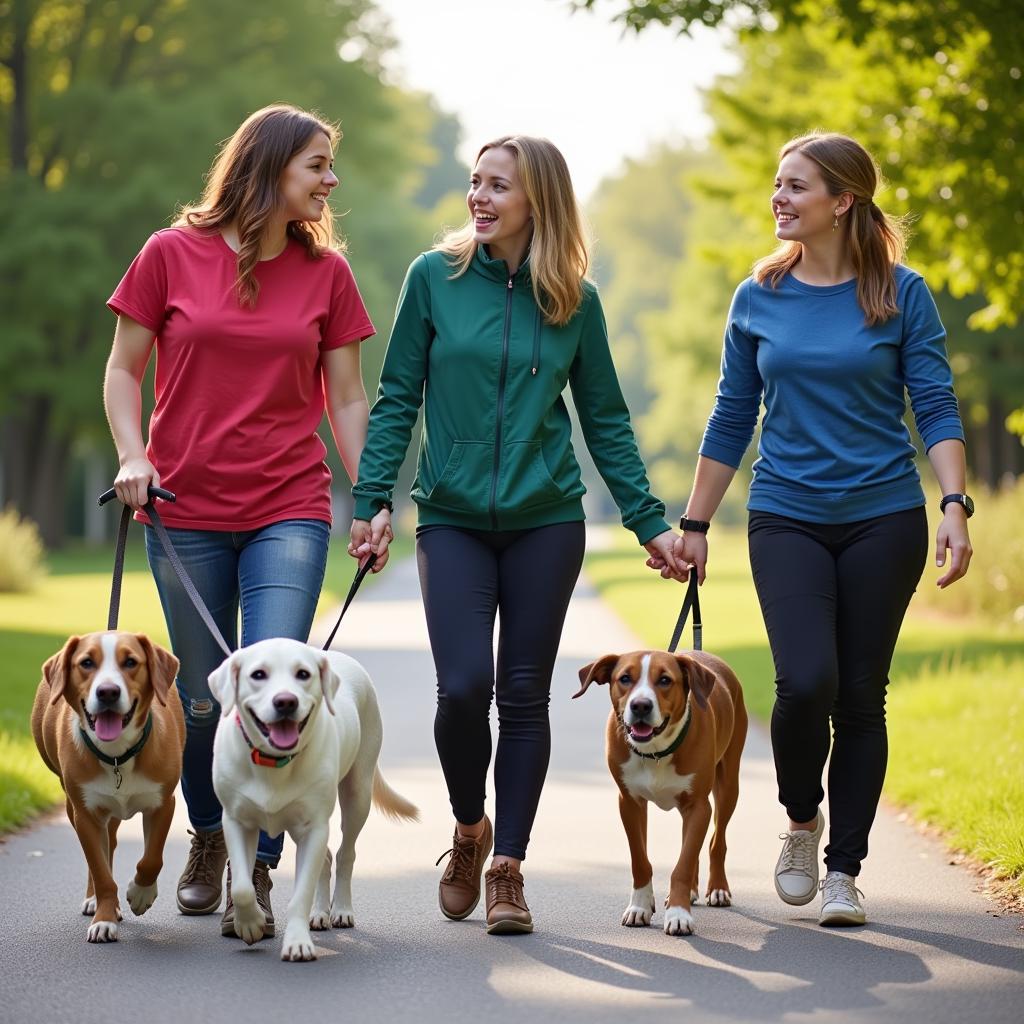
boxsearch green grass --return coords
[585,526,1024,900]
[0,535,412,834]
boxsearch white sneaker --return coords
[774,809,825,905]
[818,870,866,926]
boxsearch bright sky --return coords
[370,0,738,200]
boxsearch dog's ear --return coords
[207,654,240,716]
[676,654,716,711]
[136,634,179,707]
[573,654,620,699]
[43,636,81,707]
[316,654,340,716]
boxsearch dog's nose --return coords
[272,692,299,717]
[629,697,653,718]
[95,683,121,707]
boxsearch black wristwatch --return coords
[939,493,974,518]
[679,516,711,534]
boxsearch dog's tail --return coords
[372,767,420,822]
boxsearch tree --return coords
[0,0,446,544]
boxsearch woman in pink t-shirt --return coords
[104,104,374,941]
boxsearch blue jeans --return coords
[146,518,330,866]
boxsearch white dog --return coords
[208,638,418,961]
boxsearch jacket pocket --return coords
[499,440,564,512]
[425,441,493,514]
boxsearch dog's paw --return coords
[87,919,119,943]
[81,896,96,916]
[706,887,732,907]
[663,905,695,936]
[330,908,355,929]
[126,879,158,916]
[281,926,318,962]
[621,883,655,927]
[233,906,267,946]
[309,908,332,931]
[690,888,701,905]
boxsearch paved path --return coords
[2,546,1021,1023]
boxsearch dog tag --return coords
[113,762,123,789]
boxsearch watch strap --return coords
[679,516,711,534]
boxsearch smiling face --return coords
[467,145,533,265]
[278,131,339,224]
[208,638,340,754]
[771,150,851,244]
[44,632,177,744]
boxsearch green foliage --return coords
[0,507,47,593]
[0,0,459,542]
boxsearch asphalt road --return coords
[2,547,1021,1023]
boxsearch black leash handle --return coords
[98,486,232,659]
[667,570,702,653]
[322,552,377,651]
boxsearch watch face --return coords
[963,494,975,516]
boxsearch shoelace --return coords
[180,829,223,883]
[819,873,864,907]
[776,829,817,874]
[435,835,476,884]
[488,866,526,909]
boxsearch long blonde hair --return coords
[435,135,589,326]
[176,104,342,307]
[754,131,908,326]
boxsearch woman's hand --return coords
[114,457,160,511]
[348,507,394,572]
[643,529,687,581]
[935,507,972,588]
[675,531,708,584]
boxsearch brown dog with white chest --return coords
[575,649,747,935]
[31,631,185,943]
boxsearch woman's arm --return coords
[322,343,369,483]
[103,314,157,510]
[662,456,738,583]
[926,438,972,588]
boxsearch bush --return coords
[914,478,1024,624]
[0,507,47,593]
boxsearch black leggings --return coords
[748,507,928,876]
[416,522,586,860]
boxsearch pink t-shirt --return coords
[108,227,373,530]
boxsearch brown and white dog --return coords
[575,649,747,936]
[31,631,184,943]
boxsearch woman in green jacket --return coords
[349,135,681,934]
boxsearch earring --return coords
[832,210,840,232]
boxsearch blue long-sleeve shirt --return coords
[700,266,964,524]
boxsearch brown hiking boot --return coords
[220,861,276,939]
[176,828,227,915]
[436,816,493,920]
[485,862,533,934]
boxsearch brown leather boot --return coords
[485,862,533,934]
[221,861,276,938]
[436,816,493,920]
[176,828,227,915]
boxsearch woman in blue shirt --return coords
[667,132,973,926]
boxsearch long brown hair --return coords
[754,132,908,325]
[176,104,341,307]
[435,135,589,326]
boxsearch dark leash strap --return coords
[99,486,232,659]
[322,552,377,651]
[667,569,702,653]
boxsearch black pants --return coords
[416,522,586,860]
[748,507,928,876]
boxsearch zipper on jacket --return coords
[531,306,541,375]
[489,275,514,529]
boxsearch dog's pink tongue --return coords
[268,719,299,750]
[95,711,124,742]
[631,722,655,740]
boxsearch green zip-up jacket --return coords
[352,247,670,544]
